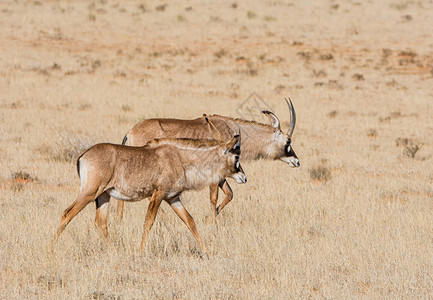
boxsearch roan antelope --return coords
[117,98,299,219]
[52,131,246,254]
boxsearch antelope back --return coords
[125,117,232,147]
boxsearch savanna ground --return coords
[1,0,433,298]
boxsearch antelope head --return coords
[261,98,300,168]
[205,117,247,184]
[223,132,247,184]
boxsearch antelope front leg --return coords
[215,180,233,215]
[140,191,164,253]
[209,184,219,221]
[167,197,208,256]
[116,199,125,221]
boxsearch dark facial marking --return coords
[234,155,242,172]
[284,139,298,158]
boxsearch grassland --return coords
[0,0,432,298]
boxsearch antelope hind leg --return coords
[140,191,164,253]
[116,199,125,221]
[94,192,114,248]
[52,191,99,242]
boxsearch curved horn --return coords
[285,97,296,137]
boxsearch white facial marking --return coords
[287,145,291,152]
[280,156,300,168]
[235,161,240,169]
[233,173,247,184]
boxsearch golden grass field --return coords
[1,0,433,298]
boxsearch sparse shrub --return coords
[263,15,276,22]
[121,104,132,112]
[214,49,227,59]
[309,165,332,182]
[319,53,333,60]
[327,110,338,118]
[353,73,364,81]
[246,61,257,76]
[177,15,186,22]
[313,69,327,78]
[367,128,378,138]
[155,4,167,11]
[12,171,32,181]
[327,80,343,89]
[78,103,92,111]
[274,84,285,94]
[396,138,421,159]
[45,135,95,163]
[297,51,311,60]
[398,50,417,65]
[10,171,37,192]
[382,48,392,57]
[210,16,221,22]
[138,3,146,13]
[402,14,412,21]
[379,111,402,122]
[92,59,101,70]
[247,11,256,19]
[51,63,61,70]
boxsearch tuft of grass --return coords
[327,110,338,118]
[12,171,33,181]
[309,165,332,182]
[247,11,257,19]
[177,15,186,22]
[10,171,37,192]
[214,49,227,59]
[155,4,167,11]
[210,16,221,22]
[121,104,132,112]
[319,53,333,60]
[38,134,95,163]
[353,73,364,81]
[263,15,276,22]
[367,128,378,138]
[138,3,147,13]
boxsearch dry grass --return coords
[1,0,433,298]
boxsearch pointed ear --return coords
[224,131,241,155]
[204,114,223,142]
[262,110,281,131]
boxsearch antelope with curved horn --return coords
[118,97,299,219]
[52,131,246,254]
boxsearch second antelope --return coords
[117,98,299,220]
[52,131,246,254]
